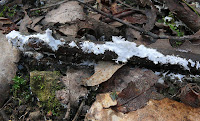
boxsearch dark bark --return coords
[21,37,200,74]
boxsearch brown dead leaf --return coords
[85,97,200,121]
[111,3,118,14]
[30,16,44,28]
[179,83,200,107]
[0,17,17,34]
[59,24,78,36]
[44,1,85,24]
[189,30,200,44]
[113,68,160,113]
[96,93,118,108]
[123,14,147,24]
[98,67,163,113]
[83,61,123,86]
[88,13,101,21]
[143,6,157,31]
[19,11,32,33]
[99,67,158,93]
[125,28,142,41]
[56,67,93,106]
[0,17,13,25]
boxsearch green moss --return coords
[30,71,63,116]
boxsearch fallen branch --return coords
[77,0,200,41]
[30,0,69,11]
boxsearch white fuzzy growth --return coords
[196,61,200,69]
[81,36,193,70]
[188,59,195,67]
[69,41,79,48]
[6,30,198,70]
[164,16,172,22]
[176,49,188,53]
[6,29,64,51]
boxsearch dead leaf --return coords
[125,28,142,41]
[96,93,118,108]
[85,97,200,121]
[88,13,101,20]
[56,67,93,106]
[99,67,158,93]
[83,61,123,86]
[113,68,160,113]
[123,14,147,24]
[0,17,17,34]
[0,17,13,25]
[143,6,157,31]
[19,11,32,33]
[44,1,85,24]
[30,16,44,28]
[179,83,200,107]
[59,24,78,36]
[111,3,118,14]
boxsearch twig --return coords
[19,111,28,120]
[116,0,133,8]
[0,97,12,111]
[103,10,135,23]
[30,0,69,11]
[64,102,71,120]
[72,100,85,121]
[77,0,200,41]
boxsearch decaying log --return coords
[17,36,200,74]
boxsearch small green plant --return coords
[11,76,27,97]
[175,41,183,46]
[11,76,32,104]
[110,91,118,101]
[30,10,42,16]
[161,13,185,37]
[0,5,18,17]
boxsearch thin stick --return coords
[0,97,12,111]
[116,0,133,8]
[77,0,200,41]
[64,102,71,120]
[72,100,85,121]
[30,0,69,11]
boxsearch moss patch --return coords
[30,71,63,116]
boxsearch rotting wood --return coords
[17,36,200,74]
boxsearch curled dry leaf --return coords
[83,61,123,86]
[85,97,200,121]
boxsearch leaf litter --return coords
[1,0,200,120]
